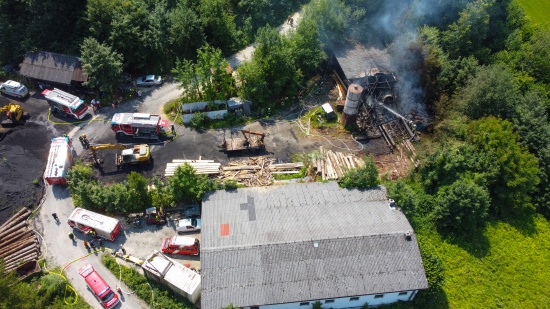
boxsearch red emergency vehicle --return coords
[78,264,120,309]
[68,208,122,241]
[43,137,75,185]
[111,113,169,139]
[161,236,200,255]
[42,88,90,119]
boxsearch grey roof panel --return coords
[201,182,428,308]
[20,51,87,84]
[333,43,393,83]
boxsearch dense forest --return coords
[1,0,550,307]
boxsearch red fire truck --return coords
[43,136,75,185]
[111,113,169,139]
[42,88,90,119]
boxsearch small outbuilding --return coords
[200,182,429,309]
[19,51,88,90]
[142,250,201,304]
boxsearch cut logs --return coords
[0,207,41,276]
[317,146,365,180]
[165,159,221,176]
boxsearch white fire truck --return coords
[111,113,169,139]
[42,88,90,119]
[68,208,123,241]
[43,136,75,185]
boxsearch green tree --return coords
[237,26,302,108]
[457,63,520,120]
[195,45,234,101]
[168,0,204,59]
[80,37,124,92]
[467,117,539,216]
[303,0,351,47]
[442,0,493,61]
[101,182,130,213]
[126,172,152,211]
[67,161,95,208]
[338,156,379,189]
[289,16,327,77]
[434,179,490,233]
[200,0,241,54]
[168,163,214,203]
[173,58,202,101]
[151,177,174,210]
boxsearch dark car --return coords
[183,204,200,217]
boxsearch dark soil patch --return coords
[0,96,53,224]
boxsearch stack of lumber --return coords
[315,146,365,180]
[0,208,40,273]
[165,159,221,176]
[220,157,275,186]
[220,157,305,186]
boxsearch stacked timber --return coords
[220,157,304,186]
[165,159,221,176]
[0,208,40,274]
[316,146,365,180]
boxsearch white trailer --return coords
[142,250,201,304]
[67,208,122,241]
[43,137,75,185]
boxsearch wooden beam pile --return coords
[165,159,221,176]
[316,146,365,180]
[0,208,40,274]
[219,157,305,186]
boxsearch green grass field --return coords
[419,214,550,308]
[516,0,550,31]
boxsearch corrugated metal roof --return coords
[201,182,428,308]
[333,43,392,82]
[20,51,87,84]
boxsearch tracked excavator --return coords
[89,143,151,170]
[0,103,29,126]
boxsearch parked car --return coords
[78,264,120,309]
[182,204,200,217]
[135,75,162,87]
[0,80,29,98]
[161,236,200,255]
[176,217,201,234]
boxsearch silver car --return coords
[176,217,201,234]
[135,75,162,87]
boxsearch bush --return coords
[190,111,207,128]
[102,255,195,309]
[338,156,380,189]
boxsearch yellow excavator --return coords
[0,103,29,126]
[89,143,151,170]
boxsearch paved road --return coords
[36,186,149,309]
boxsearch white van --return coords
[0,80,29,98]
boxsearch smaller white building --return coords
[142,250,201,304]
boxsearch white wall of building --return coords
[242,291,416,309]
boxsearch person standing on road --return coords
[52,213,59,222]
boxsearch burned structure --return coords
[332,43,421,151]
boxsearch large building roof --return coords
[333,42,392,84]
[20,51,88,85]
[200,182,428,308]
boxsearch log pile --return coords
[219,157,304,186]
[165,159,221,176]
[0,208,40,274]
[316,146,365,180]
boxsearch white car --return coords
[176,217,201,234]
[135,75,162,87]
[0,80,29,98]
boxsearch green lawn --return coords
[516,0,550,31]
[419,214,550,308]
